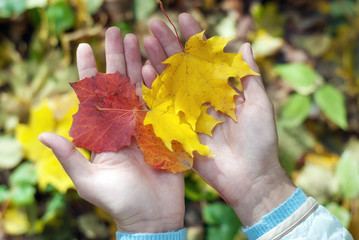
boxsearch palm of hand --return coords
[83,144,184,232]
[142,14,297,226]
[39,27,185,233]
[195,83,280,205]
[141,15,281,207]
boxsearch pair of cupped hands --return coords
[39,13,296,233]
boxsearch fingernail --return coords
[38,132,50,147]
[244,43,252,55]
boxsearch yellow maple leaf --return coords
[143,31,258,156]
[2,206,30,235]
[16,101,55,163]
[15,93,89,193]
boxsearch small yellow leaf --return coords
[36,156,74,193]
[195,106,223,136]
[251,29,284,58]
[305,153,339,170]
[144,100,212,157]
[16,101,55,162]
[3,206,30,235]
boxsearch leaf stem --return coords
[95,105,148,113]
[191,167,231,206]
[157,0,185,52]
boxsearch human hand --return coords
[143,13,296,226]
[39,27,185,233]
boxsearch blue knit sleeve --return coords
[116,229,187,240]
[242,187,307,240]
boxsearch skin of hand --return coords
[38,27,185,233]
[142,13,297,227]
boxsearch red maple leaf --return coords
[69,72,142,153]
[69,71,193,173]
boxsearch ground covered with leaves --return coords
[0,0,359,239]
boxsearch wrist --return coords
[114,215,184,233]
[241,188,307,239]
[232,165,296,226]
[116,229,187,239]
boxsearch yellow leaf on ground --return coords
[15,93,89,193]
[15,101,55,162]
[36,156,74,193]
[305,153,339,170]
[3,206,30,235]
[251,29,284,58]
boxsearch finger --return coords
[38,132,91,184]
[239,43,267,102]
[124,34,143,88]
[239,43,260,74]
[178,13,205,41]
[105,27,126,75]
[144,36,168,74]
[150,19,183,56]
[142,60,158,87]
[77,43,98,79]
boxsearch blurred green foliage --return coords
[203,202,242,240]
[0,0,359,239]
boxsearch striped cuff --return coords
[116,229,187,240]
[242,187,307,240]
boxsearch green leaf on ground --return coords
[0,136,23,169]
[9,162,37,186]
[0,0,27,18]
[46,1,75,35]
[325,202,351,228]
[82,0,104,14]
[42,193,66,222]
[203,203,242,240]
[10,184,36,205]
[280,94,311,127]
[274,63,323,94]
[112,21,133,35]
[335,152,359,199]
[314,84,348,129]
[133,0,157,21]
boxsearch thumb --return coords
[38,132,91,184]
[239,43,268,102]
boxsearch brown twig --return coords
[157,0,185,52]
